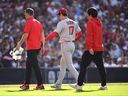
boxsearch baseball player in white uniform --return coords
[45,8,82,89]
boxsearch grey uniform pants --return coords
[56,42,78,85]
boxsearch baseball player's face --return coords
[58,14,63,20]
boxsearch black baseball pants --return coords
[78,51,106,86]
[25,49,42,85]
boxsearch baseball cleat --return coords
[99,85,108,90]
[20,84,29,90]
[34,84,45,90]
[69,83,83,91]
[51,84,61,89]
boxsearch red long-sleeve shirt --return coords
[85,18,104,51]
[45,31,82,42]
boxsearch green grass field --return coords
[0,83,128,96]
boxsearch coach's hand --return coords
[15,42,21,50]
[89,48,94,55]
[38,47,45,60]
[41,46,45,54]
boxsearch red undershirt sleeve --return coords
[45,32,58,41]
[75,31,82,41]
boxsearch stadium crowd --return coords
[0,0,128,68]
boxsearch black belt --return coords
[65,41,75,42]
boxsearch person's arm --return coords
[16,20,30,50]
[45,21,62,41]
[45,32,58,41]
[38,31,45,58]
[41,31,45,54]
[75,31,82,41]
[75,22,82,41]
[15,32,28,50]
[86,21,94,55]
[42,31,45,46]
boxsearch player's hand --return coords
[40,45,45,55]
[15,42,21,51]
[41,46,45,54]
[38,46,45,60]
[73,40,76,43]
[38,52,42,60]
[89,48,94,55]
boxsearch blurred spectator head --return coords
[0,0,127,68]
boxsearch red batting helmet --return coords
[57,8,68,15]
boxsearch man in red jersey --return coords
[15,8,45,90]
[70,7,107,91]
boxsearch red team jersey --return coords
[85,18,104,51]
[24,17,43,50]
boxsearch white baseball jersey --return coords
[53,18,81,85]
[54,18,81,43]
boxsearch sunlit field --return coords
[0,83,128,96]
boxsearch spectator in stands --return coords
[0,0,127,68]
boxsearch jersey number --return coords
[69,26,74,35]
